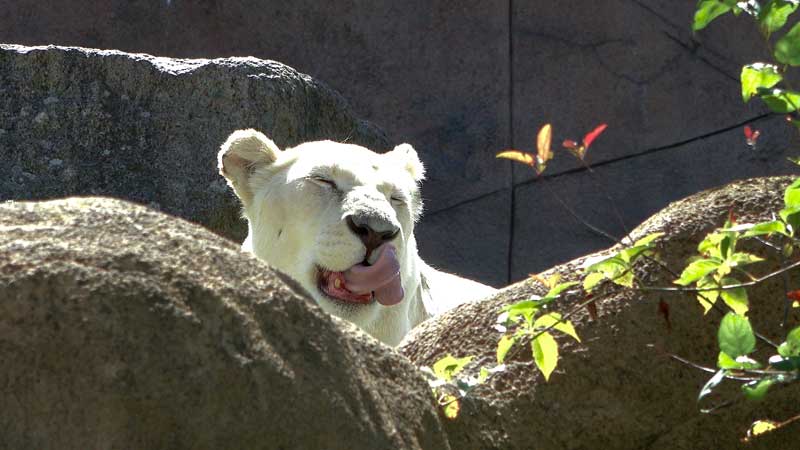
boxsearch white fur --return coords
[218,129,497,345]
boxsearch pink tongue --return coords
[343,243,404,306]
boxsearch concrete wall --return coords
[2,0,797,287]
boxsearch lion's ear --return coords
[387,143,425,182]
[218,129,281,205]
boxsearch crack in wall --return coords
[631,0,685,34]
[633,0,766,83]
[516,29,630,51]
[506,0,515,284]
[663,31,738,83]
[426,112,774,220]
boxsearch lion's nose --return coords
[346,215,400,258]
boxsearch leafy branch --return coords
[422,5,800,441]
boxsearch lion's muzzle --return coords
[319,243,404,306]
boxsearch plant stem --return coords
[573,155,631,241]
[637,259,800,293]
[538,175,620,244]
[780,236,792,328]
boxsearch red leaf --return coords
[787,290,800,301]
[728,207,736,226]
[744,125,760,148]
[562,139,578,149]
[658,299,671,332]
[582,123,608,149]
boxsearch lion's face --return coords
[218,130,426,345]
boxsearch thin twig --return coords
[667,354,761,381]
[538,176,620,244]
[754,236,781,253]
[636,259,800,293]
[573,155,631,241]
[779,236,792,328]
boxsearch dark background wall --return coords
[2,0,797,287]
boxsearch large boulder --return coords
[0,197,448,450]
[400,176,800,449]
[0,44,388,241]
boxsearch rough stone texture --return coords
[400,176,800,449]
[0,0,511,213]
[0,0,512,288]
[0,197,449,450]
[1,1,799,287]
[0,44,389,242]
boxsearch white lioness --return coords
[218,129,496,345]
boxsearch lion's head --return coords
[218,129,428,345]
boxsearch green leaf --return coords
[583,271,607,292]
[585,256,626,275]
[741,220,788,237]
[742,378,775,401]
[698,369,727,402]
[612,270,635,287]
[532,331,559,381]
[769,354,800,370]
[697,276,719,314]
[758,0,799,35]
[717,261,732,277]
[778,326,800,357]
[545,281,578,298]
[533,312,581,342]
[729,252,764,266]
[761,89,800,113]
[780,204,800,235]
[717,351,738,368]
[717,351,761,369]
[585,256,633,287]
[718,313,756,358]
[675,258,723,286]
[614,232,663,264]
[720,232,736,260]
[478,366,490,383]
[784,177,800,208]
[501,299,539,323]
[775,21,800,65]
[741,63,783,102]
[441,394,460,419]
[617,245,652,263]
[693,0,734,31]
[720,277,749,315]
[432,354,474,382]
[633,232,665,247]
[697,232,727,258]
[496,335,517,364]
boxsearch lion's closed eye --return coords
[390,193,407,206]
[307,175,338,191]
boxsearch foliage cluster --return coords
[420,1,800,441]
